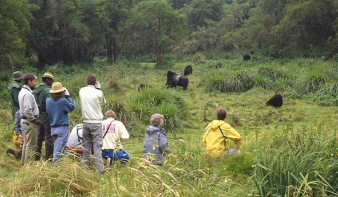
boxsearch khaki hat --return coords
[49,82,65,93]
[13,71,23,80]
[42,72,55,80]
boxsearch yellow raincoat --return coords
[203,120,242,157]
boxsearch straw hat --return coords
[13,71,23,80]
[49,82,65,93]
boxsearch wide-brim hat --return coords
[49,82,65,93]
[42,72,55,80]
[13,71,23,80]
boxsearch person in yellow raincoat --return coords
[203,107,242,158]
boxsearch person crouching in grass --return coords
[203,107,242,158]
[46,82,75,163]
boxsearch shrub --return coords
[257,66,283,81]
[313,83,338,106]
[252,75,273,90]
[205,70,254,92]
[296,74,326,94]
[223,71,254,92]
[192,53,206,64]
[126,88,187,133]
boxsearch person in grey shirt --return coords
[18,73,40,165]
[142,114,170,165]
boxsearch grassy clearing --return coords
[1,58,338,196]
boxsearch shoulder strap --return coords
[77,126,83,144]
[103,120,114,139]
[218,125,227,149]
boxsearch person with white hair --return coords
[142,113,170,165]
[102,110,129,166]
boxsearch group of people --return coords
[7,70,243,172]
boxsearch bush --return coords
[206,70,254,92]
[296,74,326,94]
[126,88,187,133]
[192,53,206,64]
[257,66,283,82]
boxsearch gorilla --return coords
[166,71,189,91]
[243,54,251,61]
[266,94,283,108]
[184,65,193,76]
[138,84,148,91]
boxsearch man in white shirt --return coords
[79,74,106,173]
[18,73,39,165]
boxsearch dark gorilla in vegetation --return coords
[243,54,251,61]
[184,65,193,76]
[266,94,283,108]
[166,71,189,91]
[138,84,148,91]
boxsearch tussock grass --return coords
[7,157,100,196]
[127,88,187,133]
[254,124,338,196]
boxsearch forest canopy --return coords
[1,0,338,70]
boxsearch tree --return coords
[130,0,187,65]
[271,0,337,56]
[168,0,192,10]
[28,0,91,64]
[184,0,224,32]
[0,0,33,71]
[104,0,134,63]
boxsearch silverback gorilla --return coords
[184,65,193,76]
[266,94,283,108]
[166,71,189,91]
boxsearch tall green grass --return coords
[127,88,187,134]
[254,124,338,196]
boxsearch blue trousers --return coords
[51,126,68,163]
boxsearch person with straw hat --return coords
[33,72,55,161]
[46,82,74,163]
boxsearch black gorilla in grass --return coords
[266,94,283,108]
[243,54,251,61]
[138,84,148,91]
[166,71,189,91]
[184,65,193,76]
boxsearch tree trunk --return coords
[106,35,113,62]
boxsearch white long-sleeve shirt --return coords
[18,85,39,121]
[79,85,106,123]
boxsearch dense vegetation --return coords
[1,57,338,196]
[1,0,338,71]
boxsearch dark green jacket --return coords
[8,81,22,120]
[33,83,51,125]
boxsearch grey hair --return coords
[150,114,164,126]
